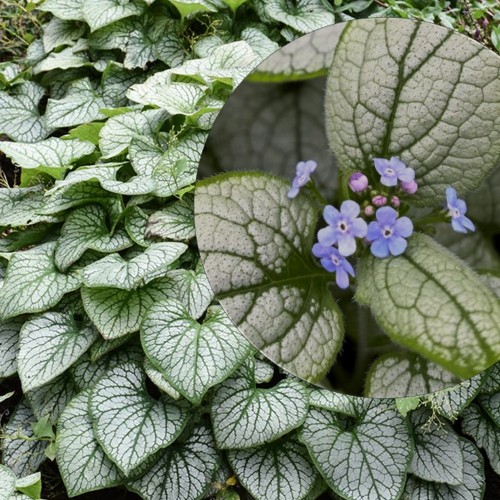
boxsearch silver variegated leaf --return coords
[211,361,308,449]
[299,401,412,500]
[18,312,98,391]
[81,242,187,290]
[356,233,500,379]
[228,437,320,500]
[127,424,219,500]
[141,300,252,404]
[56,390,125,496]
[89,362,190,474]
[0,242,81,320]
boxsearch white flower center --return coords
[331,255,341,266]
[298,174,308,184]
[383,226,393,238]
[337,220,348,233]
[385,168,395,176]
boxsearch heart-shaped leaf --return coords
[365,352,460,398]
[98,109,167,159]
[227,437,320,500]
[299,401,412,500]
[1,399,47,477]
[141,299,252,404]
[0,137,95,170]
[45,78,108,128]
[211,361,308,449]
[409,407,464,485]
[0,318,22,378]
[356,233,500,379]
[0,465,16,499]
[325,19,500,205]
[461,401,500,475]
[57,390,125,496]
[18,312,98,391]
[195,172,344,383]
[145,196,195,242]
[82,276,177,339]
[127,424,219,500]
[424,373,485,422]
[0,186,62,228]
[82,0,145,32]
[0,82,51,142]
[26,373,78,423]
[0,242,81,320]
[161,261,214,319]
[264,0,335,34]
[82,242,187,290]
[403,439,485,499]
[38,0,85,22]
[89,362,189,474]
[55,204,132,271]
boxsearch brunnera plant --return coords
[0,2,498,500]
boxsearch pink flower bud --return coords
[348,172,369,193]
[372,195,387,207]
[364,205,375,217]
[401,180,418,194]
[391,195,400,208]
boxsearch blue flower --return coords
[374,157,415,187]
[287,160,317,198]
[312,243,355,289]
[367,206,413,258]
[317,200,367,256]
[446,187,475,233]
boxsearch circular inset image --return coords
[195,18,500,398]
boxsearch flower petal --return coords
[461,215,475,232]
[375,206,398,225]
[398,167,415,182]
[337,234,357,256]
[312,243,332,258]
[317,226,337,246]
[446,187,457,205]
[370,238,389,258]
[389,157,406,173]
[367,221,381,241]
[381,175,398,187]
[343,259,355,277]
[340,200,360,219]
[305,160,317,173]
[388,236,407,256]
[374,158,388,176]
[457,199,467,214]
[287,186,299,198]
[451,218,467,233]
[320,257,336,273]
[351,218,368,238]
[394,216,413,238]
[323,205,340,226]
[336,268,350,289]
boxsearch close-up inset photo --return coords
[196,18,500,398]
[1,2,500,500]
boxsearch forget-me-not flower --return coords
[312,243,355,289]
[287,160,317,198]
[367,206,413,258]
[446,187,475,233]
[317,200,367,256]
[374,157,415,187]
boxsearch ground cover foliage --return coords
[0,1,499,499]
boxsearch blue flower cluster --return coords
[288,157,475,289]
